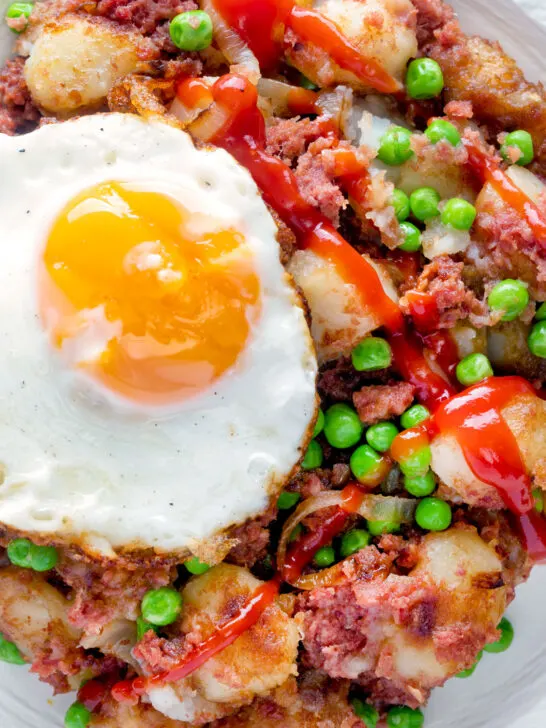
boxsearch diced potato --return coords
[24,16,146,115]
[431,393,546,507]
[287,250,398,362]
[144,564,299,725]
[286,0,417,90]
[0,566,80,660]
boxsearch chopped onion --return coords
[277,490,417,581]
[80,619,139,669]
[276,491,344,576]
[257,78,296,117]
[187,101,231,143]
[202,0,261,84]
[316,85,353,130]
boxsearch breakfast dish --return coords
[0,0,545,726]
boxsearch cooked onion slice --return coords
[277,490,417,585]
[202,0,261,84]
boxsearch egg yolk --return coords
[40,181,261,404]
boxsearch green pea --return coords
[386,705,424,728]
[352,336,392,372]
[351,697,379,728]
[528,320,546,358]
[533,488,544,513]
[6,2,32,31]
[483,617,514,653]
[410,187,441,221]
[399,446,431,477]
[299,73,318,90]
[456,352,494,386]
[367,519,400,536]
[377,126,414,166]
[185,556,210,575]
[404,470,436,497]
[30,545,58,572]
[441,197,477,231]
[535,302,546,321]
[366,422,399,453]
[324,403,364,449]
[425,119,461,146]
[64,702,91,728]
[141,587,183,626]
[7,538,33,568]
[501,130,534,166]
[301,439,323,470]
[6,538,58,571]
[340,529,371,558]
[406,57,444,99]
[0,633,25,664]
[350,444,385,483]
[313,407,325,438]
[391,188,411,222]
[277,490,301,510]
[415,497,452,531]
[169,10,213,51]
[456,651,483,678]
[399,221,422,252]
[314,545,336,568]
[488,279,529,321]
[136,616,159,641]
[400,404,430,429]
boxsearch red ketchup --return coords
[111,76,546,702]
[463,138,546,250]
[212,0,400,91]
[391,377,546,560]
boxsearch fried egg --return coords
[0,113,317,557]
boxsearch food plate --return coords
[0,0,545,726]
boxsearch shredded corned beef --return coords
[353,382,415,425]
[132,630,188,673]
[57,557,175,634]
[318,358,393,403]
[410,0,458,49]
[266,117,328,164]
[444,100,473,120]
[96,0,197,33]
[226,504,277,568]
[0,57,40,134]
[294,136,347,227]
[400,256,491,329]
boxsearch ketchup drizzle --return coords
[463,138,546,250]
[111,77,546,701]
[212,0,400,92]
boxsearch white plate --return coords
[0,0,545,726]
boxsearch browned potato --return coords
[431,392,546,508]
[286,0,417,90]
[24,15,149,115]
[287,251,398,362]
[0,566,81,661]
[141,564,299,725]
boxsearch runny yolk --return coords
[40,181,261,405]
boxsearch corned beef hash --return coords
[0,0,545,725]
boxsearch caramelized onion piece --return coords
[277,491,417,584]
[202,0,261,84]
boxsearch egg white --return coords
[0,113,317,557]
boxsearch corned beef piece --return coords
[96,0,197,34]
[400,255,490,329]
[0,57,40,134]
[353,382,415,425]
[226,503,277,568]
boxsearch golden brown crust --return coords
[430,35,546,175]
